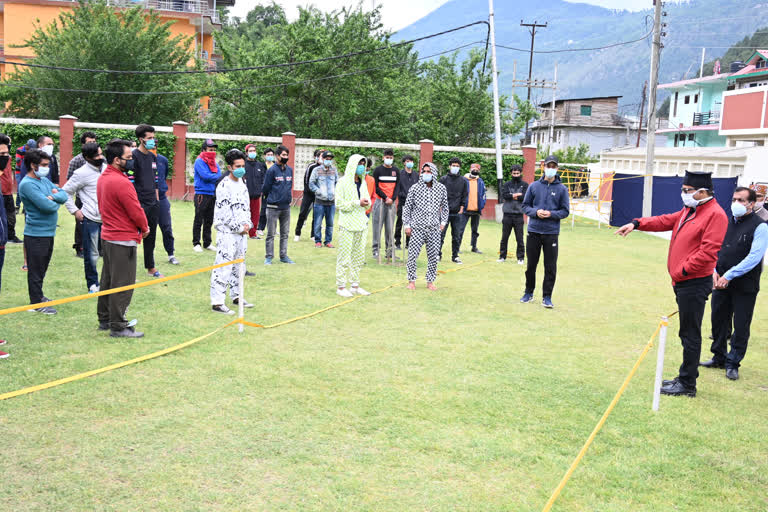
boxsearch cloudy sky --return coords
[230,1,680,31]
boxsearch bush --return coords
[72,128,177,175]
[431,151,526,188]
[0,124,58,153]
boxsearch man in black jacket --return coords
[243,144,267,239]
[295,148,323,241]
[131,124,162,278]
[699,186,768,381]
[498,165,528,264]
[439,157,468,264]
[395,154,419,250]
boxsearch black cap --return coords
[544,155,558,165]
[321,150,334,159]
[683,170,713,191]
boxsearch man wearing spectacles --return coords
[615,171,728,397]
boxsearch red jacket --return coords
[0,157,13,195]
[97,165,148,243]
[637,198,728,284]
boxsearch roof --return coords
[747,50,768,65]
[656,125,720,134]
[729,51,768,81]
[537,96,621,107]
[658,72,732,90]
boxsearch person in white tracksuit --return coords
[210,149,254,315]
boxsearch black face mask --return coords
[89,158,104,168]
[511,174,521,181]
[0,155,9,170]
[279,156,288,164]
[471,170,479,175]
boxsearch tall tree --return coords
[0,0,203,124]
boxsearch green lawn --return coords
[1,202,767,511]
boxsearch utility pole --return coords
[521,20,547,143]
[642,0,665,217]
[636,81,647,147]
[548,62,557,149]
[489,0,504,206]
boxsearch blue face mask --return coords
[35,166,50,178]
[450,166,460,175]
[247,152,257,160]
[144,139,156,150]
[324,159,332,167]
[232,167,246,179]
[544,168,557,179]
[405,161,414,169]
[266,155,275,162]
[731,201,747,218]
[356,165,366,176]
[422,173,433,183]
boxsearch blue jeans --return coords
[82,217,101,289]
[313,203,335,244]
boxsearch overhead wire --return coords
[496,27,653,54]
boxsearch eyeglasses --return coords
[681,187,699,193]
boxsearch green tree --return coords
[0,0,203,124]
[507,94,540,137]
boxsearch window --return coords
[674,134,680,147]
[673,92,679,116]
[757,60,766,69]
[580,105,592,116]
[684,95,690,104]
[694,94,699,103]
[688,133,695,142]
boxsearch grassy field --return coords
[1,201,767,511]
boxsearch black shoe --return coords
[726,368,739,380]
[699,359,726,369]
[662,377,678,387]
[244,270,255,277]
[98,322,109,331]
[395,244,402,251]
[471,247,482,254]
[660,380,696,397]
[9,237,22,244]
[110,327,144,338]
[76,251,84,259]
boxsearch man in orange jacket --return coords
[615,171,728,397]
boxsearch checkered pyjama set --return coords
[336,226,367,288]
[402,179,449,283]
[406,227,442,283]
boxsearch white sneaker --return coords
[497,258,505,263]
[168,255,180,265]
[518,259,524,265]
[257,230,264,237]
[351,286,370,296]
[89,284,100,293]
[212,304,235,315]
[294,235,300,242]
[336,288,354,298]
[205,244,217,251]
[193,245,203,253]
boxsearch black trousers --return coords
[192,193,215,248]
[500,213,525,260]
[461,211,481,249]
[141,202,159,270]
[3,195,16,240]
[258,195,268,231]
[525,232,558,297]
[710,287,758,369]
[295,191,315,236]
[98,241,137,331]
[673,277,712,387]
[394,198,410,247]
[73,196,83,252]
[440,213,463,259]
[24,235,54,304]
[0,246,4,292]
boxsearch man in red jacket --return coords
[97,139,149,338]
[615,171,728,397]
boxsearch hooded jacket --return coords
[522,176,570,235]
[214,175,252,234]
[398,167,420,199]
[502,177,528,215]
[244,159,267,199]
[336,154,371,232]
[439,172,469,214]
[193,155,220,196]
[63,161,104,223]
[403,163,449,230]
[262,162,294,209]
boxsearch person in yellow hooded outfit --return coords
[335,154,373,297]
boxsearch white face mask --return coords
[42,144,54,156]
[681,192,700,208]
[450,166,460,175]
[756,201,765,210]
[384,158,394,166]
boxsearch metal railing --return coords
[47,0,221,24]
[692,110,721,126]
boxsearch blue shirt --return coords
[18,175,68,237]
[723,221,768,281]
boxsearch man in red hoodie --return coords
[615,171,728,397]
[97,139,149,338]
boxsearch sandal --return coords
[149,270,164,278]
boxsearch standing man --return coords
[498,165,528,264]
[371,148,400,260]
[309,150,338,248]
[210,149,253,315]
[192,139,220,253]
[68,131,98,258]
[130,124,163,278]
[395,154,419,250]
[0,134,20,245]
[0,136,7,358]
[615,170,728,397]
[243,144,267,239]
[97,139,149,338]
[257,148,275,237]
[520,155,570,308]
[62,142,104,293]
[404,162,449,291]
[295,149,322,241]
[37,136,59,185]
[700,186,767,380]
[335,154,372,297]
[262,145,294,265]
[155,150,179,265]
[462,162,487,254]
[439,157,468,264]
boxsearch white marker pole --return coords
[652,316,668,411]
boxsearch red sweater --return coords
[97,165,149,242]
[0,158,13,195]
[636,198,728,284]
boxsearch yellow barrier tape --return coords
[541,320,664,512]
[0,258,244,316]
[0,318,240,402]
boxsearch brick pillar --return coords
[170,121,188,200]
[418,139,434,169]
[58,115,77,187]
[281,131,296,193]
[522,144,537,184]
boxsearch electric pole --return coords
[488,0,504,209]
[521,20,547,143]
[642,0,665,217]
[636,81,647,147]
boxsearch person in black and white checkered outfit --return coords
[403,162,449,291]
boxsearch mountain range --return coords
[395,0,768,117]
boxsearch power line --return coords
[0,20,489,76]
[0,41,485,96]
[496,28,653,54]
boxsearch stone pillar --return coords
[522,144,537,184]
[170,121,189,200]
[281,131,297,193]
[58,115,77,186]
[418,139,434,169]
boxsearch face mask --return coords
[35,166,50,178]
[681,192,699,208]
[89,158,104,168]
[0,155,9,170]
[232,167,246,179]
[122,158,135,173]
[421,173,433,183]
[731,202,747,218]
[356,165,366,176]
[279,156,288,164]
[384,158,393,166]
[266,155,275,162]
[471,170,479,176]
[247,152,257,160]
[144,139,156,150]
[545,168,557,179]
[324,159,332,167]
[42,145,54,156]
[405,161,414,169]
[511,174,521,181]
[450,166,459,175]
[756,201,765,209]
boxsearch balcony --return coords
[48,0,221,24]
[693,111,721,126]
